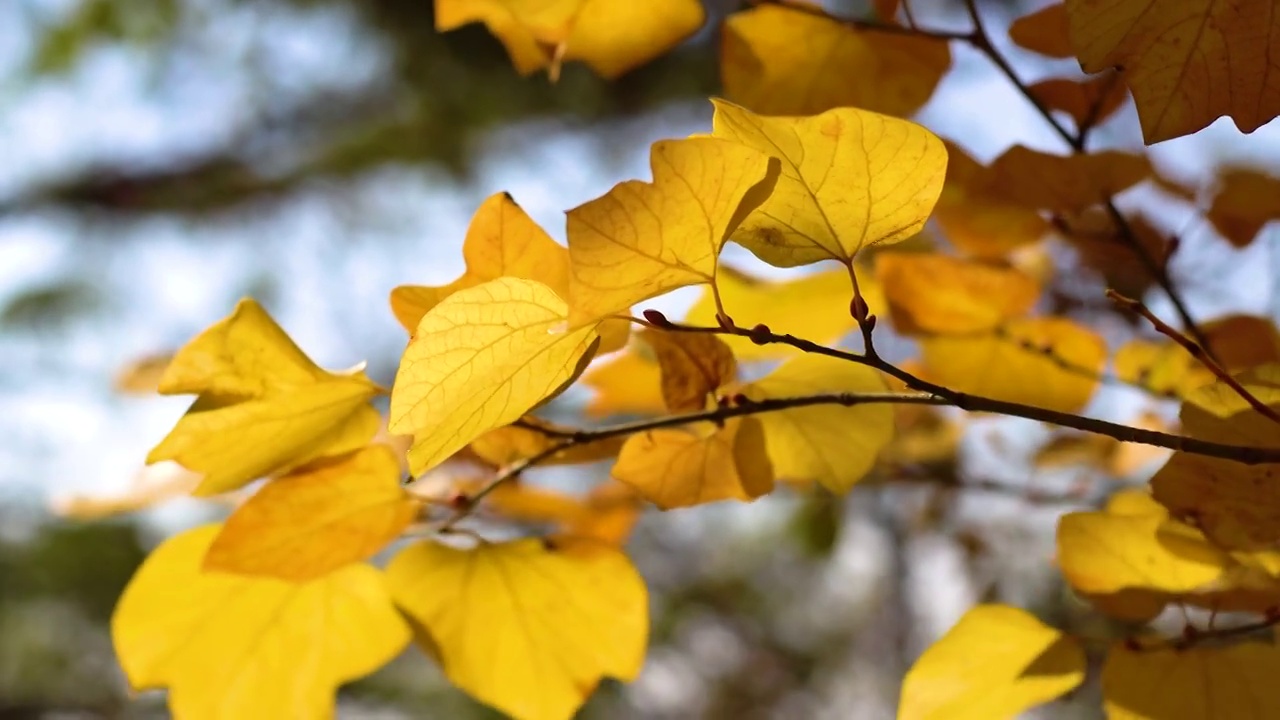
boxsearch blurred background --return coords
[3,0,1280,717]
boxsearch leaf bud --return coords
[642,308,672,328]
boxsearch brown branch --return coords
[1127,610,1280,653]
[1108,290,1280,426]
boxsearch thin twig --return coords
[1108,290,1280,426]
[751,0,971,42]
[1127,611,1280,653]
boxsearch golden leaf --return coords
[612,417,773,509]
[112,525,409,720]
[933,143,1049,259]
[204,446,417,582]
[721,4,950,117]
[566,136,779,324]
[1009,3,1073,58]
[147,299,381,496]
[875,252,1040,335]
[580,343,667,418]
[1207,167,1280,248]
[710,99,948,267]
[1103,641,1280,719]
[389,277,599,476]
[899,604,1085,720]
[469,417,625,468]
[387,537,647,720]
[640,327,736,412]
[1065,0,1280,143]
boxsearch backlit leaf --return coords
[1065,0,1280,143]
[204,446,417,582]
[580,343,667,418]
[390,277,599,476]
[1009,3,1073,58]
[710,99,947,267]
[640,327,736,412]
[920,317,1106,413]
[387,537,647,720]
[721,4,951,118]
[875,252,1040,335]
[435,0,704,79]
[743,354,892,493]
[1103,641,1280,719]
[686,265,878,360]
[989,145,1151,212]
[112,525,410,720]
[899,604,1085,720]
[1206,168,1280,248]
[566,136,779,324]
[934,143,1049,258]
[612,417,773,509]
[148,298,381,496]
[1029,73,1128,129]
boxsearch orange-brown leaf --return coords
[875,252,1040,335]
[989,145,1151,212]
[1009,3,1073,58]
[1207,168,1280,248]
[640,328,736,412]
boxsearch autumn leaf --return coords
[875,252,1040,335]
[1009,3,1073,58]
[112,525,409,720]
[685,265,879,361]
[1151,364,1280,550]
[435,0,704,79]
[721,4,951,118]
[920,317,1106,413]
[709,99,947,268]
[1103,641,1280,719]
[112,351,174,394]
[387,537,647,720]
[566,136,779,324]
[204,446,417,582]
[469,417,626,468]
[466,479,642,545]
[612,417,773,509]
[580,343,667,418]
[640,327,736,412]
[147,298,381,496]
[1115,316,1280,397]
[1030,73,1128,129]
[1053,207,1170,297]
[389,277,600,476]
[989,145,1151,212]
[1065,0,1280,143]
[933,143,1049,258]
[899,604,1085,720]
[740,354,892,493]
[1206,167,1280,248]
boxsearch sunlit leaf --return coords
[1103,641,1280,719]
[390,277,599,476]
[721,4,951,118]
[933,143,1049,259]
[710,99,947,268]
[147,299,381,496]
[387,537,647,720]
[566,136,779,324]
[875,252,1040,335]
[612,417,773,509]
[1065,0,1280,142]
[580,343,667,418]
[899,604,1085,720]
[742,354,892,493]
[204,446,417,582]
[112,525,409,720]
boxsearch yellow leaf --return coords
[685,265,877,361]
[933,143,1049,259]
[566,136,779,324]
[387,537,648,720]
[612,417,773,509]
[920,317,1106,413]
[720,4,951,118]
[709,99,947,268]
[563,481,643,546]
[875,252,1040,335]
[1029,74,1129,129]
[466,478,642,545]
[390,192,570,333]
[580,344,667,418]
[743,354,893,493]
[435,0,704,79]
[1150,364,1280,551]
[1065,0,1280,143]
[1009,3,1073,58]
[989,145,1151,212]
[640,328,736,412]
[1113,315,1280,398]
[469,417,626,468]
[112,351,174,394]
[204,446,417,582]
[390,277,599,476]
[1207,167,1280,248]
[112,525,410,720]
[1103,641,1280,719]
[148,299,381,496]
[899,604,1085,720]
